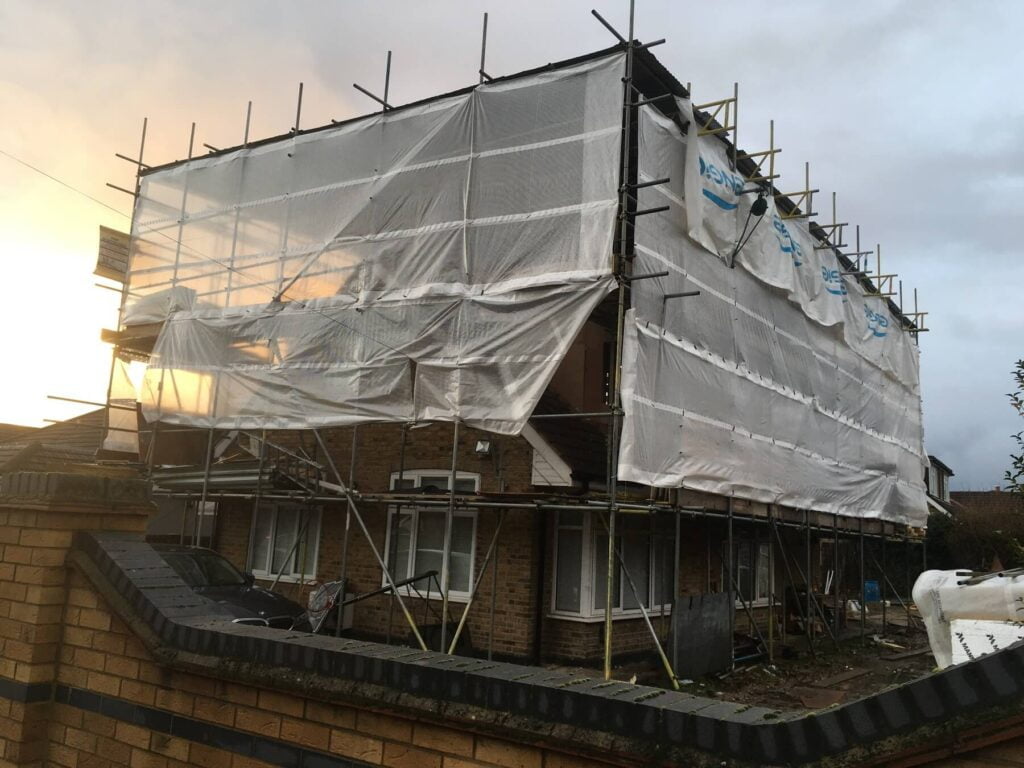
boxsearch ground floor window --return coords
[248,503,321,582]
[725,538,772,605]
[552,510,674,619]
[383,470,480,599]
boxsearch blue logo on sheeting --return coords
[821,266,848,296]
[699,155,742,211]
[772,214,803,267]
[864,305,889,338]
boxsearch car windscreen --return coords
[160,551,247,588]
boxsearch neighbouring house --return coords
[924,454,957,515]
[97,42,930,676]
[0,410,105,473]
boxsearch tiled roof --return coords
[951,490,1024,516]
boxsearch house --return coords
[0,409,106,473]
[100,43,929,675]
[924,454,957,514]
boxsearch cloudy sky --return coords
[0,1,1019,490]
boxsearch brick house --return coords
[103,42,929,675]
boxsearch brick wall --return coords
[0,472,149,767]
[49,569,625,768]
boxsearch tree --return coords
[1008,359,1024,497]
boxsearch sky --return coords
[0,1,1020,490]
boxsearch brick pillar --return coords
[0,471,150,767]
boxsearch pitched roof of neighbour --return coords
[950,490,1024,516]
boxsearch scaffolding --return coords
[93,4,933,688]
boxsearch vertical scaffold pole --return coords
[727,498,735,668]
[335,427,358,636]
[905,534,912,633]
[833,514,840,641]
[859,517,866,643]
[805,510,813,646]
[673,506,681,674]
[312,430,427,651]
[385,423,408,644]
[479,13,489,84]
[604,0,636,685]
[881,527,888,636]
[767,505,775,662]
[441,421,460,652]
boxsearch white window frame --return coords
[723,538,773,608]
[549,510,674,622]
[247,503,322,584]
[382,470,480,603]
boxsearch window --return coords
[248,504,321,581]
[552,510,674,620]
[724,539,772,605]
[383,471,480,599]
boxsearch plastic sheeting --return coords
[126,54,624,433]
[618,102,927,524]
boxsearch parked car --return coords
[153,544,311,631]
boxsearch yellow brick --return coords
[120,679,157,706]
[474,737,542,768]
[280,717,329,751]
[357,710,413,742]
[13,565,64,586]
[149,733,190,762]
[3,546,33,565]
[30,547,67,567]
[105,655,140,680]
[413,722,474,758]
[130,747,168,768]
[68,588,98,609]
[189,743,227,768]
[92,632,126,655]
[443,759,491,768]
[384,742,442,768]
[77,608,112,631]
[256,690,304,717]
[21,529,73,548]
[14,661,54,683]
[115,721,152,750]
[154,688,194,717]
[64,725,97,752]
[23,585,66,605]
[193,696,235,727]
[221,683,258,707]
[330,729,384,764]
[234,706,280,737]
[304,700,357,730]
[86,670,120,697]
[73,648,106,671]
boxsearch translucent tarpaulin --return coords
[125,54,624,434]
[618,102,927,524]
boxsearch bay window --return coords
[553,510,674,619]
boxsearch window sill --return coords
[253,574,319,586]
[547,608,673,624]
[383,584,471,605]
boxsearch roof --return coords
[928,454,955,475]
[28,409,108,452]
[0,409,109,468]
[951,490,1024,516]
[0,423,35,443]
[0,442,97,473]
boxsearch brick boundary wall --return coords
[1,471,1022,768]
